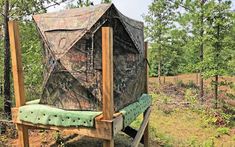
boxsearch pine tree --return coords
[144,0,177,85]
[205,0,233,108]
[179,0,217,100]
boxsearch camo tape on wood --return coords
[19,94,151,128]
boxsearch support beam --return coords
[131,107,151,147]
[143,41,149,147]
[102,27,114,147]
[8,21,29,147]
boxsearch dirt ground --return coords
[1,127,152,147]
[5,130,144,147]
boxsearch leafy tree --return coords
[227,13,235,75]
[204,0,233,108]
[20,22,43,100]
[160,28,186,77]
[178,0,234,104]
[179,0,216,99]
[2,0,11,117]
[144,0,177,84]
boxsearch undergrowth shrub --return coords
[184,89,198,106]
[203,109,233,127]
[176,80,184,87]
[215,127,230,138]
[203,138,215,147]
[158,95,175,114]
[186,80,197,89]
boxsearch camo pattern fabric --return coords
[34,4,146,111]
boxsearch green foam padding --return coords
[19,94,151,128]
[120,94,152,128]
[19,104,102,127]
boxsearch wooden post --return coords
[102,27,114,147]
[143,42,149,147]
[8,21,29,147]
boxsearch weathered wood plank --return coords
[102,27,114,120]
[8,21,29,147]
[112,114,123,135]
[102,27,114,147]
[17,125,29,147]
[103,140,114,147]
[131,107,151,147]
[9,21,26,107]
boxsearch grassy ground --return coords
[130,75,235,146]
[131,93,235,146]
[1,74,235,146]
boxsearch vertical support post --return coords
[8,21,29,147]
[143,42,149,147]
[102,27,114,147]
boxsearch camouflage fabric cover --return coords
[33,4,146,111]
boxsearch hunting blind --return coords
[10,4,151,147]
[33,4,146,111]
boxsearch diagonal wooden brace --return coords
[131,107,151,147]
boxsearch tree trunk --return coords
[3,0,11,118]
[163,75,166,84]
[158,60,161,85]
[0,81,3,96]
[199,0,205,100]
[174,75,178,84]
[199,73,204,99]
[214,0,221,109]
[214,75,218,109]
[196,73,199,86]
[158,45,161,85]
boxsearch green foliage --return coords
[0,0,69,20]
[184,89,198,104]
[186,136,199,146]
[203,109,233,127]
[215,127,230,137]
[202,138,215,147]
[202,1,234,78]
[19,22,43,100]
[144,0,183,77]
[158,95,174,114]
[155,133,174,147]
[0,0,71,110]
[0,40,3,89]
[145,0,235,78]
[101,0,112,3]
